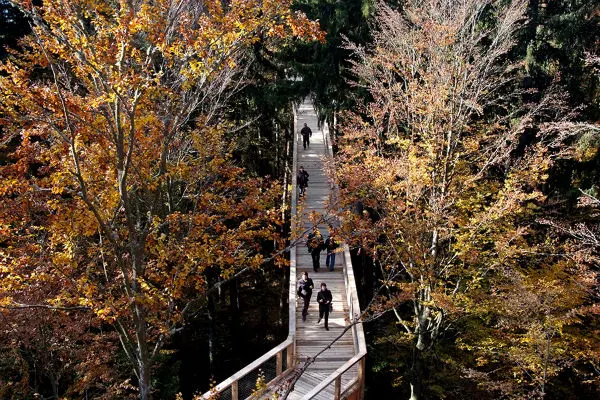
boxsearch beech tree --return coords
[0,1,322,398]
[332,1,597,398]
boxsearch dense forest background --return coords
[1,0,599,399]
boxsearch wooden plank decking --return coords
[204,99,364,400]
[286,101,358,399]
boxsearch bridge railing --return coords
[203,340,294,400]
[300,244,367,400]
[202,104,301,400]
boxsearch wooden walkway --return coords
[287,101,358,399]
[203,99,365,400]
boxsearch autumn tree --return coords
[0,1,322,398]
[332,0,598,398]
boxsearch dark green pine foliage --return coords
[223,42,302,178]
[524,1,600,205]
[285,0,375,127]
[524,0,599,108]
[0,0,30,60]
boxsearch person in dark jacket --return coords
[306,227,324,272]
[324,233,340,271]
[300,123,312,149]
[316,282,333,330]
[297,271,314,321]
[297,165,309,196]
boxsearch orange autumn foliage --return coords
[332,1,599,398]
[0,0,323,398]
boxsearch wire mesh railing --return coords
[202,341,294,400]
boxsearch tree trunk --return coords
[218,277,226,304]
[138,354,151,400]
[131,241,152,400]
[207,293,216,376]
[134,294,152,400]
[229,278,240,314]
[281,132,290,234]
[51,375,59,400]
[363,251,374,303]
[280,266,288,327]
[409,346,423,400]
[541,335,551,396]
[275,123,279,176]
[410,285,433,400]
[229,278,240,334]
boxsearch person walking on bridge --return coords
[325,233,340,272]
[297,166,309,196]
[317,282,333,330]
[307,227,324,272]
[300,123,312,149]
[297,271,314,322]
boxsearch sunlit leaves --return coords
[0,0,322,397]
[333,0,598,397]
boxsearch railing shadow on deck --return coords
[202,102,366,400]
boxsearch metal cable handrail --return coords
[202,103,300,400]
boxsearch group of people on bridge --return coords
[307,226,340,272]
[297,227,340,331]
[296,122,340,331]
[297,271,333,330]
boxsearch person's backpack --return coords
[326,237,339,251]
[297,171,307,186]
[308,234,323,250]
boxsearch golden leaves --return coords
[0,1,320,396]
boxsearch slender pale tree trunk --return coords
[207,293,216,376]
[409,345,423,400]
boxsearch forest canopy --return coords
[0,0,599,399]
[0,0,321,398]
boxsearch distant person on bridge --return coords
[297,166,309,196]
[297,271,314,322]
[317,282,333,330]
[307,227,324,272]
[325,232,340,272]
[300,123,312,149]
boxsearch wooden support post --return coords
[231,381,239,400]
[287,343,294,369]
[358,357,366,400]
[334,376,342,400]
[276,351,283,376]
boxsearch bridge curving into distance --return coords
[203,99,366,400]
